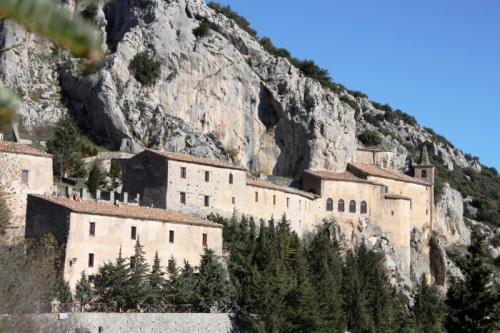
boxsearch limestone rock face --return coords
[55,0,356,174]
[436,183,471,245]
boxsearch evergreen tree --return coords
[128,238,150,306]
[52,278,72,303]
[194,248,234,312]
[93,248,132,311]
[75,271,94,305]
[0,187,11,235]
[147,251,166,305]
[87,162,106,193]
[412,274,445,333]
[445,227,500,333]
[47,113,86,178]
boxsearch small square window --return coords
[205,171,210,182]
[131,226,137,240]
[202,233,207,247]
[232,197,235,204]
[204,195,210,207]
[180,167,186,179]
[88,253,94,268]
[21,170,29,184]
[169,230,175,243]
[89,222,95,236]
[180,192,186,204]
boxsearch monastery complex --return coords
[0,139,435,289]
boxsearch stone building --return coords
[25,194,223,291]
[122,148,434,275]
[0,141,53,243]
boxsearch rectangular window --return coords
[204,195,210,207]
[273,195,276,205]
[89,222,95,236]
[202,233,207,247]
[21,170,29,184]
[232,197,235,204]
[180,192,186,204]
[255,192,258,203]
[286,198,290,207]
[130,256,136,269]
[180,167,186,178]
[205,171,210,182]
[169,230,175,243]
[299,200,301,210]
[229,173,233,184]
[131,226,137,240]
[88,253,94,268]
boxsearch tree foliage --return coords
[129,51,161,86]
[0,188,11,235]
[47,113,86,178]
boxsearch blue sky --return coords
[213,0,500,170]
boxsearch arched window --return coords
[326,198,333,211]
[349,200,356,213]
[229,173,233,184]
[421,170,427,179]
[360,201,367,214]
[338,199,345,212]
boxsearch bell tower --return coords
[413,146,434,184]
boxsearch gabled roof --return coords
[0,141,52,158]
[347,162,431,186]
[246,177,318,200]
[30,195,222,228]
[303,170,382,186]
[146,149,246,171]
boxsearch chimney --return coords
[95,189,101,200]
[123,192,128,204]
[110,191,115,202]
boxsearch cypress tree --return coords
[147,251,166,305]
[87,162,106,193]
[413,274,445,333]
[75,271,94,305]
[445,227,500,333]
[128,238,150,306]
[52,278,72,303]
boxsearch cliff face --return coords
[56,0,356,175]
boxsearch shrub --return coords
[358,129,382,147]
[81,3,98,21]
[363,113,379,126]
[193,21,211,38]
[129,51,161,86]
[207,2,257,37]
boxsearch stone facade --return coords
[122,148,434,275]
[25,195,223,291]
[0,141,53,243]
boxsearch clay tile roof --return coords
[303,170,381,185]
[147,149,246,171]
[0,141,52,158]
[384,194,412,200]
[348,162,431,186]
[31,195,222,228]
[246,177,318,200]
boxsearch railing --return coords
[43,302,236,314]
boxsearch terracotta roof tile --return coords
[147,149,246,171]
[348,162,431,186]
[304,170,381,185]
[0,141,52,158]
[30,195,222,228]
[246,177,318,200]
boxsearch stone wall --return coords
[30,313,235,333]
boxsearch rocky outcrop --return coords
[54,0,357,175]
[436,183,471,245]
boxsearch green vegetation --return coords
[129,51,161,86]
[358,129,382,147]
[192,21,212,38]
[80,3,98,21]
[207,2,257,37]
[445,227,499,332]
[47,113,87,179]
[87,162,106,193]
[75,271,94,305]
[0,189,10,235]
[413,275,446,333]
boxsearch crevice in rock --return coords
[428,235,446,285]
[258,83,279,131]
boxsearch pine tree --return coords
[52,278,72,303]
[75,271,94,305]
[445,227,500,333]
[412,274,445,333]
[147,252,166,305]
[194,248,234,312]
[47,113,86,179]
[87,162,106,193]
[128,238,150,306]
